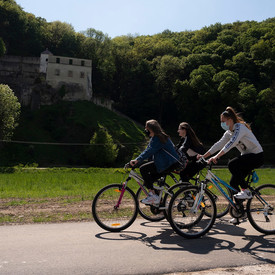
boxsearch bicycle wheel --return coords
[163,182,191,221]
[247,184,275,234]
[168,186,217,239]
[205,182,232,218]
[136,182,170,221]
[92,184,138,232]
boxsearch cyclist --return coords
[130,119,179,205]
[197,106,264,200]
[176,122,206,182]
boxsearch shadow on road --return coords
[95,218,275,265]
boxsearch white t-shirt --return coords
[209,123,263,155]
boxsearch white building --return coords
[40,50,93,100]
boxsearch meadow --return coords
[0,167,274,224]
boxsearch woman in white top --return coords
[198,106,264,200]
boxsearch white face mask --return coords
[221,122,229,131]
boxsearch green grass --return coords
[0,167,274,224]
[0,167,274,199]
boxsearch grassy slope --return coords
[1,101,145,167]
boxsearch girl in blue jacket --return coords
[130,119,179,205]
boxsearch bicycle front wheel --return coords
[168,186,216,239]
[247,184,275,234]
[92,184,138,232]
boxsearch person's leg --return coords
[139,161,161,204]
[139,161,159,190]
[229,153,264,199]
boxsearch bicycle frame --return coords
[205,169,238,208]
[116,168,179,210]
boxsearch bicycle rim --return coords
[206,182,231,218]
[247,184,275,234]
[92,184,138,232]
[163,182,190,221]
[168,186,216,239]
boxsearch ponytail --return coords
[221,106,251,130]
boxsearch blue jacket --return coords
[136,136,179,173]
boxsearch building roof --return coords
[41,49,53,55]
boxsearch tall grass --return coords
[0,167,274,200]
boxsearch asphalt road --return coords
[0,216,274,274]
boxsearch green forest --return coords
[0,0,275,166]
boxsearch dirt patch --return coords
[0,198,93,225]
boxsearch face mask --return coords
[144,129,151,137]
[221,122,229,131]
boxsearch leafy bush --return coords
[86,124,118,166]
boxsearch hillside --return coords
[0,101,146,167]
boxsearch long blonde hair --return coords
[221,106,251,130]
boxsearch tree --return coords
[86,124,118,166]
[0,37,5,56]
[0,84,21,140]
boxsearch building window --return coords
[55,69,60,76]
[68,70,73,77]
[56,58,60,63]
[81,60,85,66]
[69,59,73,65]
[80,72,85,78]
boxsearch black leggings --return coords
[139,161,178,189]
[228,152,264,192]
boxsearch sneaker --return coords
[141,192,160,205]
[234,189,252,199]
[229,218,239,224]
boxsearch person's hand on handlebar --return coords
[196,154,203,160]
[130,159,139,167]
[207,156,218,164]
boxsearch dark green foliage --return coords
[0,84,21,140]
[86,124,118,166]
[0,1,275,164]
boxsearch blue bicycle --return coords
[168,158,275,238]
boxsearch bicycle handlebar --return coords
[196,157,212,170]
[124,162,139,170]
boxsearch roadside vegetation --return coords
[0,167,274,224]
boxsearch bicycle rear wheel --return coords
[168,186,216,239]
[92,184,138,232]
[247,184,275,234]
[136,182,170,222]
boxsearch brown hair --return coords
[221,106,251,130]
[146,119,169,143]
[179,122,203,147]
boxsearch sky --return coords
[15,0,275,38]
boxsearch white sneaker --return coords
[229,218,239,224]
[234,189,252,199]
[141,192,160,205]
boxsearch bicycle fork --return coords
[114,179,129,209]
[190,183,206,214]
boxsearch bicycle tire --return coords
[246,184,275,234]
[92,183,138,232]
[205,182,232,218]
[136,182,170,222]
[168,185,217,239]
[163,182,191,221]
